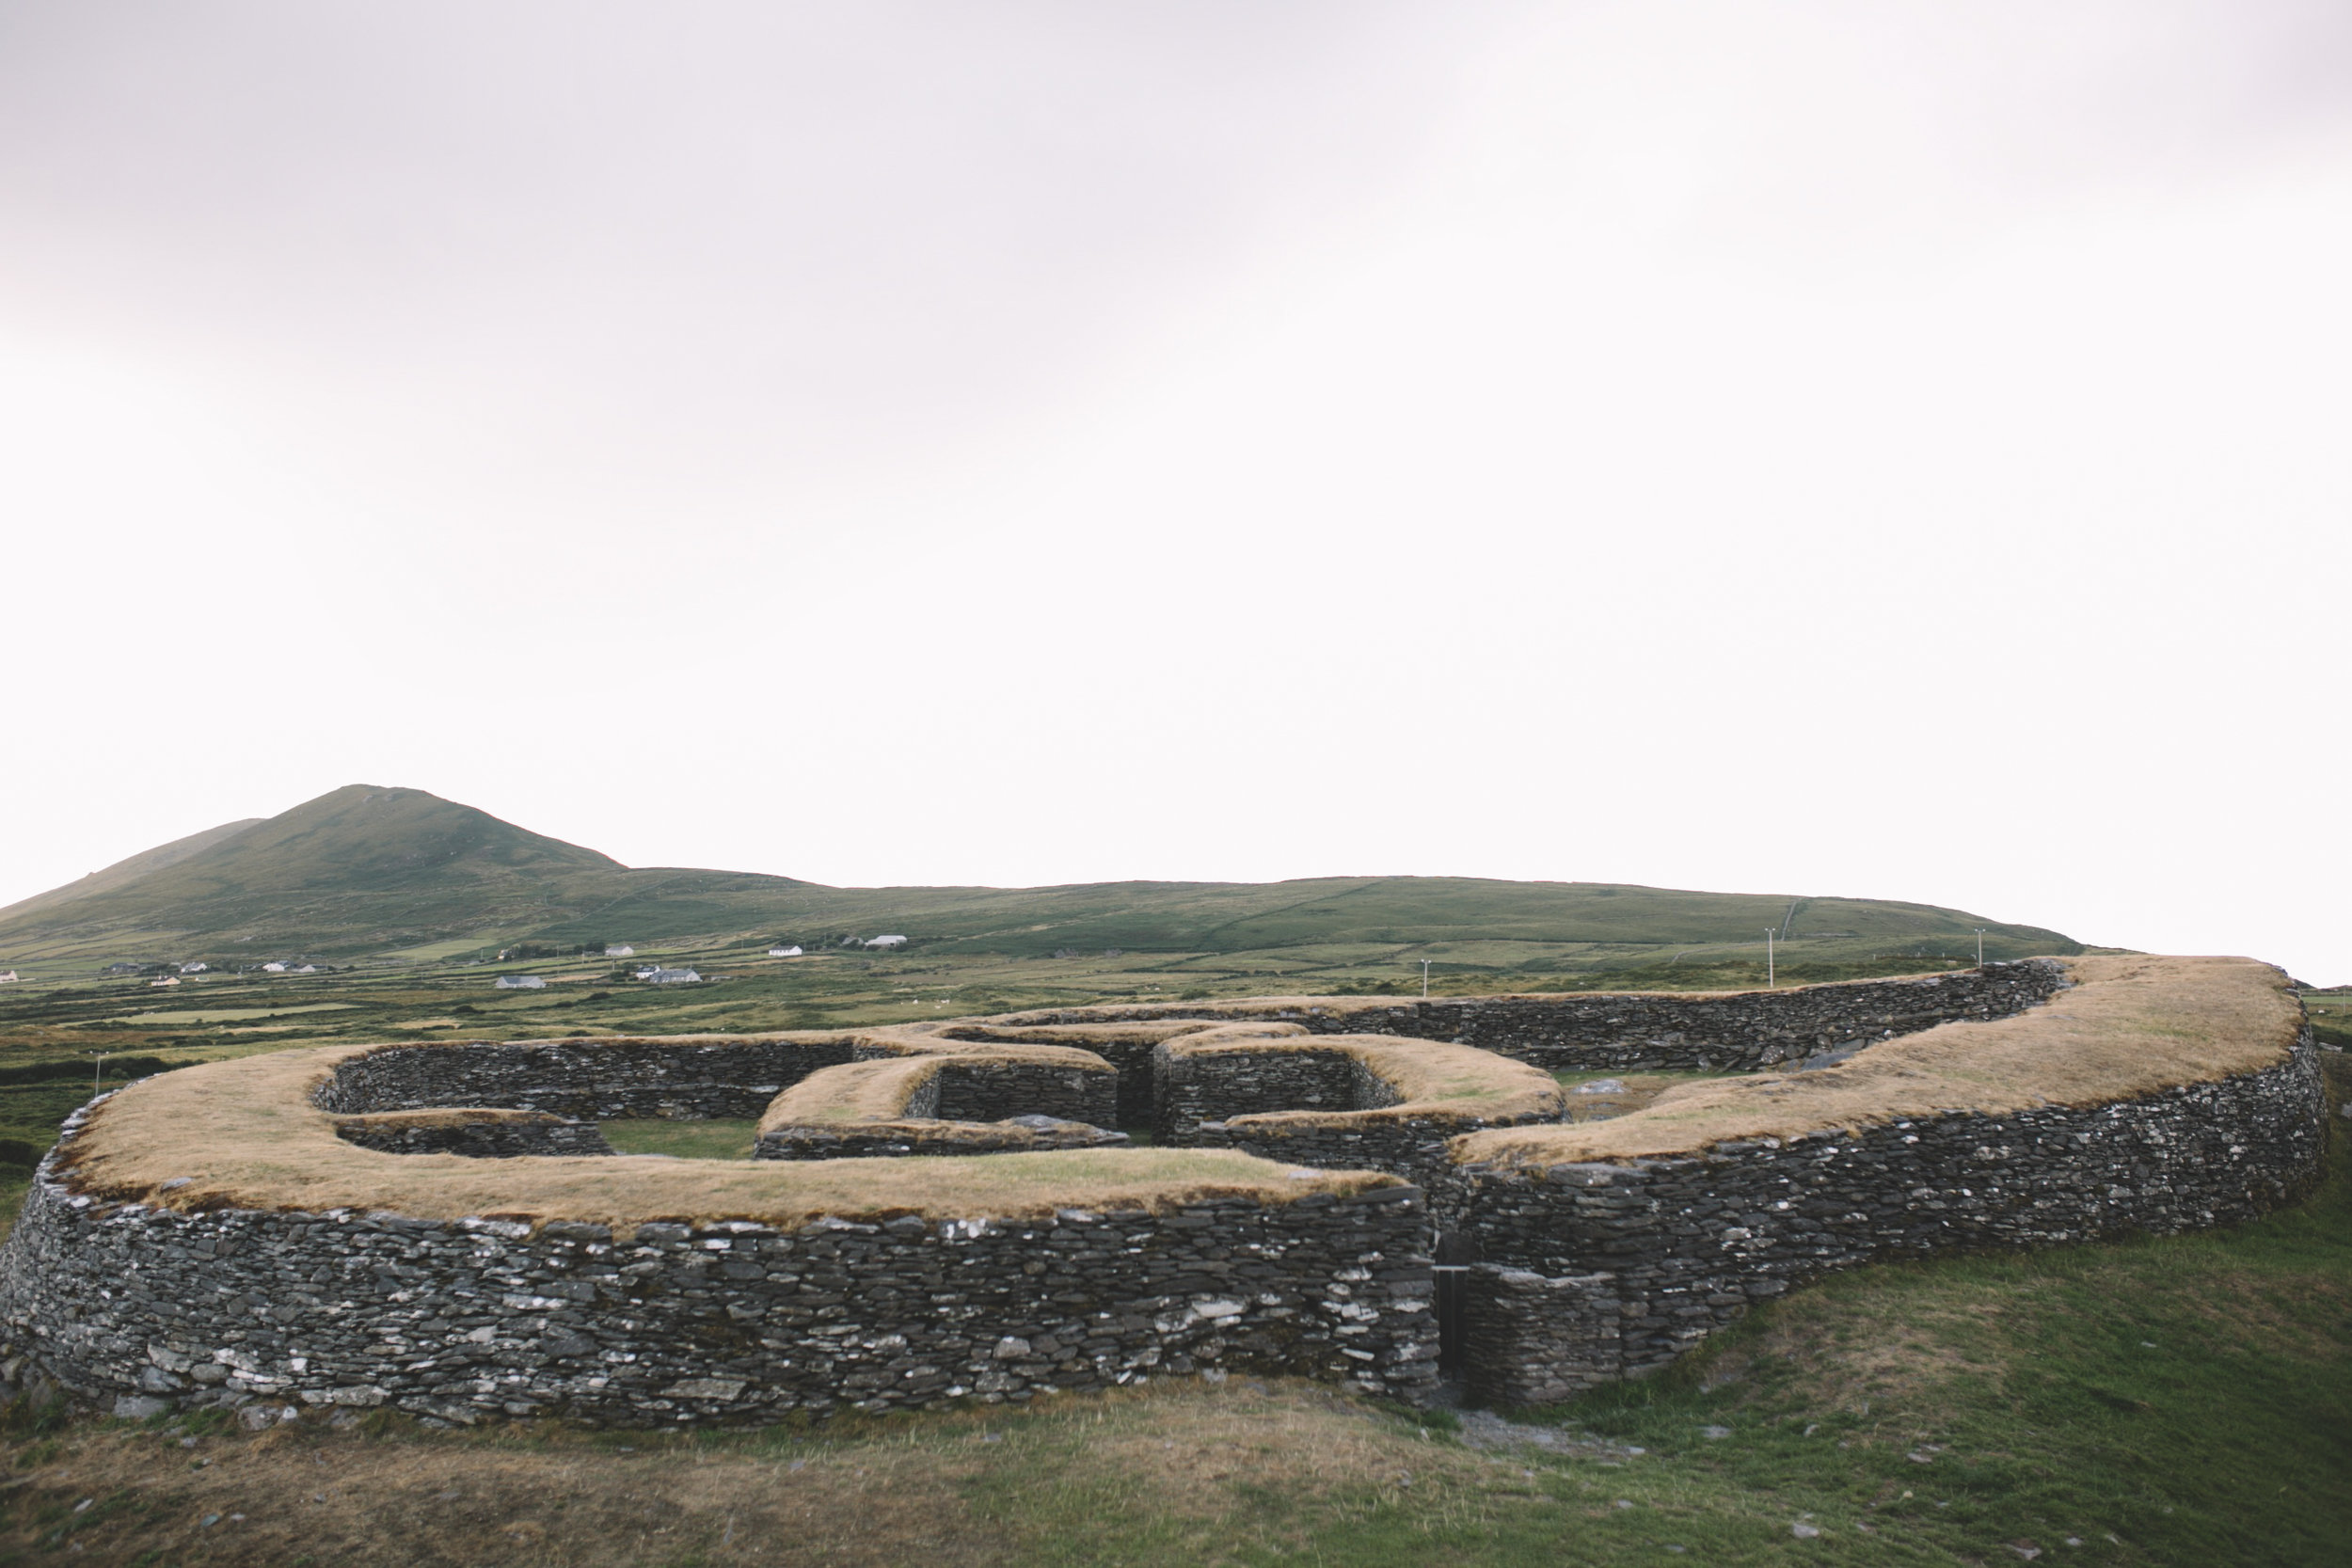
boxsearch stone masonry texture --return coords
[1011,961,2070,1072]
[1151,1044,1556,1194]
[1,1115,1436,1426]
[0,960,2326,1422]
[1448,1039,2326,1404]
[754,1119,1131,1162]
[316,1037,858,1121]
[333,1117,616,1159]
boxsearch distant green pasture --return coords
[106,1002,358,1024]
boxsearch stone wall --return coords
[4,963,2321,1424]
[1012,961,2069,1073]
[1152,1042,1559,1192]
[754,1117,1131,1162]
[315,1037,856,1120]
[1447,1038,2327,1403]
[939,1028,1165,1127]
[926,1060,1117,1127]
[1328,962,2068,1069]
[332,1116,614,1159]
[0,1115,1436,1425]
[1152,1049,1393,1144]
[753,1053,1123,1161]
[1192,1117,1502,1198]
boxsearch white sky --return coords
[2,2,2346,980]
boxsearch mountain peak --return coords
[243,784,626,881]
[0,784,629,957]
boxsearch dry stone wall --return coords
[1,959,2323,1425]
[918,1059,1117,1127]
[1,1107,1437,1426]
[316,1037,856,1120]
[1015,961,2069,1073]
[939,1028,1167,1127]
[1152,1043,1559,1193]
[752,1052,1124,1161]
[1152,1049,1393,1143]
[754,1117,1130,1162]
[1448,1038,2327,1404]
[1194,1117,1495,1199]
[332,1117,614,1159]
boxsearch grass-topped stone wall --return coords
[331,1107,617,1159]
[1149,1027,1567,1191]
[0,954,2319,1430]
[4,1134,1435,1425]
[754,1043,1128,1160]
[316,1035,860,1120]
[999,959,2070,1071]
[1438,955,2325,1402]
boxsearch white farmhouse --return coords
[605,944,635,958]
[768,945,803,958]
[645,967,702,985]
[864,935,909,949]
[494,974,548,990]
[179,961,208,974]
[0,972,17,984]
[149,975,181,989]
[262,961,287,974]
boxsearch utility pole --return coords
[1975,928,1985,967]
[1765,930,1775,989]
[92,1053,104,1099]
[1421,958,1432,999]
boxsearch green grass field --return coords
[2301,993,2352,1051]
[598,1117,762,1161]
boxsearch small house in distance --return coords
[645,967,702,985]
[865,935,909,950]
[179,961,208,974]
[605,944,635,958]
[768,945,803,958]
[262,962,288,974]
[494,974,548,990]
[0,972,17,984]
[149,975,181,989]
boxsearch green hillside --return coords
[0,784,2082,971]
[0,786,639,958]
[0,816,264,924]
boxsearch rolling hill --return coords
[0,816,265,923]
[0,784,2084,965]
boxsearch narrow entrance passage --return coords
[1435,1265,1468,1375]
[1434,1229,1476,1376]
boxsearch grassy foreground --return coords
[0,1061,2341,1565]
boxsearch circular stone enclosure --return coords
[0,956,2323,1424]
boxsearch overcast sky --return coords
[2,2,2346,979]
